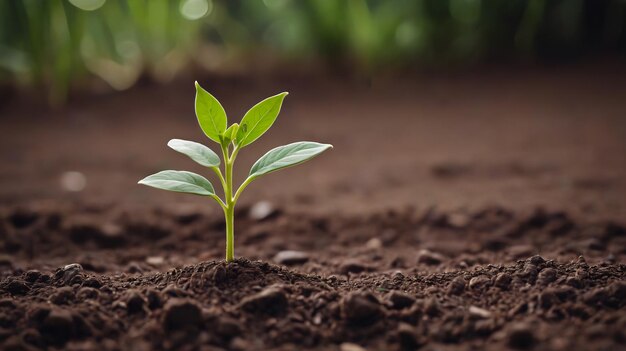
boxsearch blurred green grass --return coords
[1,0,625,105]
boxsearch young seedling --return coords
[139,82,332,261]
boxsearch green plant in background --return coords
[138,82,332,261]
[0,0,208,105]
[1,0,624,105]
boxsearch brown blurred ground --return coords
[0,60,625,221]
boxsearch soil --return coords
[0,61,625,350]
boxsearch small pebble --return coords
[469,275,491,290]
[60,263,83,284]
[273,250,309,265]
[60,171,87,192]
[146,256,164,266]
[249,201,279,221]
[468,306,491,318]
[340,343,367,351]
[365,238,383,249]
[416,249,445,265]
[447,213,470,228]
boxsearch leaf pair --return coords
[138,82,333,204]
[195,81,288,149]
[139,141,332,196]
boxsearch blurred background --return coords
[1,0,625,105]
[0,0,625,272]
[0,0,625,222]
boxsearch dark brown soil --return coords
[0,61,625,350]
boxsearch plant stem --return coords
[212,167,227,193]
[224,203,234,261]
[222,145,238,262]
[233,176,254,204]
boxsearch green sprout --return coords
[139,82,333,261]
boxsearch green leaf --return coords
[138,170,215,196]
[195,81,227,143]
[220,123,239,147]
[249,141,333,178]
[236,92,288,148]
[167,139,220,168]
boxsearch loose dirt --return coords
[0,61,625,350]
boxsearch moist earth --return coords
[1,64,625,350]
[0,204,624,351]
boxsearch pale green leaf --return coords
[167,139,220,168]
[249,141,333,178]
[138,170,215,196]
[195,81,227,143]
[236,92,288,148]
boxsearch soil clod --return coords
[163,299,203,332]
[341,292,383,326]
[469,275,491,291]
[39,309,75,346]
[240,286,288,316]
[388,290,415,309]
[495,272,512,289]
[506,323,536,349]
[0,206,624,350]
[447,276,467,295]
[339,260,372,274]
[124,290,146,314]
